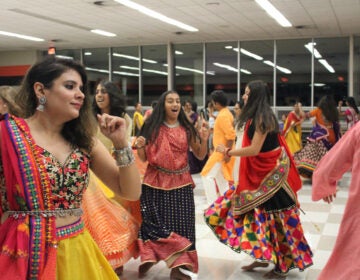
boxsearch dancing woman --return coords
[204,80,313,279]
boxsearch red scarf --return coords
[0,115,57,280]
[238,121,301,194]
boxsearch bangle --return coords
[225,148,231,157]
[112,146,135,168]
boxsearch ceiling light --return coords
[120,65,167,76]
[163,64,203,74]
[304,42,322,59]
[114,0,198,32]
[84,52,92,56]
[240,48,263,60]
[225,46,233,49]
[113,52,157,63]
[318,59,335,73]
[175,50,183,55]
[90,29,116,37]
[255,0,292,27]
[0,30,44,41]
[263,60,292,74]
[213,62,252,75]
[55,55,73,60]
[113,71,139,77]
[233,48,263,60]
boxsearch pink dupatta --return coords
[0,114,57,280]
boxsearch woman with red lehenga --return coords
[205,80,313,279]
[134,90,209,280]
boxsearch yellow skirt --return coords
[56,229,118,280]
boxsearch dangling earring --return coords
[36,96,47,112]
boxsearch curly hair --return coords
[92,80,127,117]
[0,86,21,116]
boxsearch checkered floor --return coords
[121,172,351,280]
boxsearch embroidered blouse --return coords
[0,146,90,212]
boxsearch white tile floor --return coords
[120,173,351,280]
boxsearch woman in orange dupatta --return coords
[204,80,313,279]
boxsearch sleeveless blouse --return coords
[0,146,90,212]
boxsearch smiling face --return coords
[95,84,110,114]
[164,92,181,122]
[39,69,85,122]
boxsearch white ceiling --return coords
[0,0,360,52]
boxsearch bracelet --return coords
[112,146,135,168]
[225,148,231,157]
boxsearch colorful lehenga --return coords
[137,124,198,273]
[0,114,118,280]
[204,121,313,276]
[282,111,303,154]
[294,108,341,178]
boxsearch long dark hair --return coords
[318,95,339,123]
[92,80,127,117]
[15,56,97,152]
[237,80,278,133]
[140,90,198,143]
[346,96,359,114]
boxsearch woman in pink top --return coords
[312,122,360,280]
[134,90,209,280]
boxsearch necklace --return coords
[163,121,179,128]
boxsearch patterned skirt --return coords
[204,185,313,275]
[82,172,140,269]
[294,140,328,178]
[138,184,198,273]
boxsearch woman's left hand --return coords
[322,192,336,204]
[97,113,127,148]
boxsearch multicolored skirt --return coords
[204,185,313,275]
[56,220,118,280]
[294,140,328,178]
[138,184,198,273]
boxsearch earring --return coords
[36,96,47,112]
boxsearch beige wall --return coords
[0,50,41,66]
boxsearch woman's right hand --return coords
[135,136,146,149]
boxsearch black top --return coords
[247,120,279,152]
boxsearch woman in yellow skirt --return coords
[0,57,141,279]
